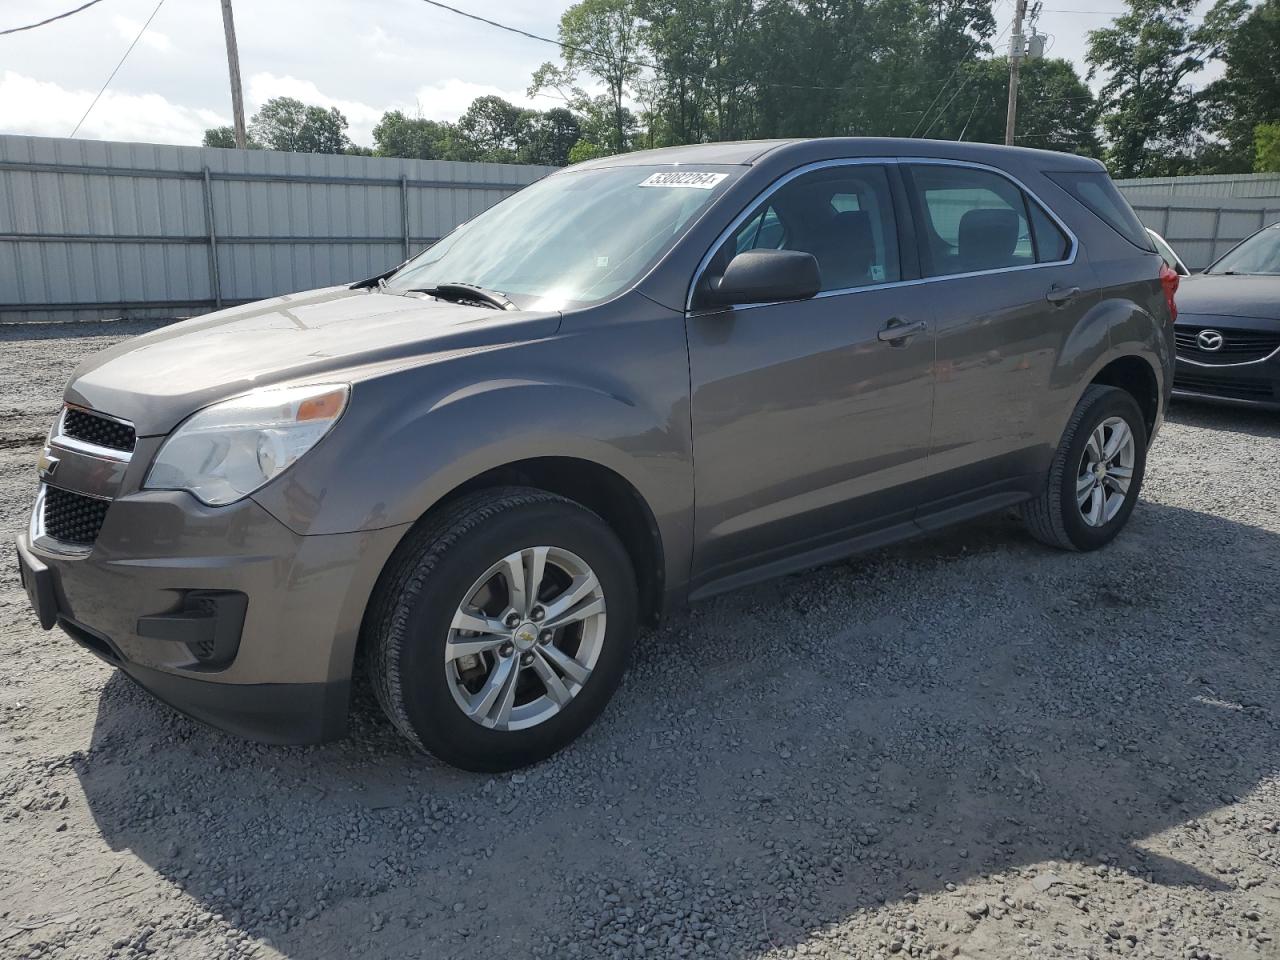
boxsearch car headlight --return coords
[144,384,349,506]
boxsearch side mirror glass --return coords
[696,249,821,311]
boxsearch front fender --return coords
[250,303,695,587]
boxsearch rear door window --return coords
[1045,170,1154,252]
[907,164,1034,276]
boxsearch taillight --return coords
[1159,263,1179,322]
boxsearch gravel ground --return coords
[1,320,1277,960]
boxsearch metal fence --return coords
[1115,173,1280,271]
[4,136,1280,322]
[0,135,555,323]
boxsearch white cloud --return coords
[0,71,223,145]
[246,73,386,144]
[112,15,173,53]
[410,79,542,123]
[0,0,581,148]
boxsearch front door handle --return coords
[1046,284,1082,305]
[877,318,928,343]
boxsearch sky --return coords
[0,0,1227,149]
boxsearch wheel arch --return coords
[1089,353,1161,438]
[442,456,667,626]
[353,454,668,679]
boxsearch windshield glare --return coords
[387,165,738,308]
[1208,223,1280,275]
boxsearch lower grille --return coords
[1175,327,1280,365]
[1174,372,1277,403]
[43,486,111,545]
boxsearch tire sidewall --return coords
[391,500,636,771]
[1058,389,1148,550]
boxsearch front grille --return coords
[61,408,136,453]
[43,486,111,545]
[1174,371,1277,403]
[1175,326,1280,365]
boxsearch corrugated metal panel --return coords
[1120,191,1280,269]
[0,134,555,322]
[1114,173,1280,200]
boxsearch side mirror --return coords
[697,249,821,310]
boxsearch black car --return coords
[1173,221,1280,408]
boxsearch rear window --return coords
[1046,170,1154,252]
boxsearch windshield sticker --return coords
[639,171,728,190]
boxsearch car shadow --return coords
[74,499,1279,959]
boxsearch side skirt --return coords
[685,478,1040,605]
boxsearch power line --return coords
[0,0,108,36]
[70,0,166,138]
[1040,6,1205,15]
[912,21,1012,137]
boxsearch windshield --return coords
[1207,222,1280,275]
[386,164,738,309]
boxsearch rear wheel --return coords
[1020,384,1148,551]
[366,487,637,771]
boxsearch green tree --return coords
[1086,0,1246,177]
[537,0,644,153]
[452,96,535,162]
[201,125,261,149]
[372,110,454,160]
[248,97,353,153]
[1256,121,1280,172]
[921,57,1100,155]
[568,139,612,163]
[1201,0,1280,171]
[520,108,583,166]
[638,0,756,144]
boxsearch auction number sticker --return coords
[638,171,728,189]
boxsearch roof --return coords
[568,137,1102,172]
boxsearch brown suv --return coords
[17,139,1176,770]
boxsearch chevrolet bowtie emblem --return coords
[37,446,59,480]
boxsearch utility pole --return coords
[1004,0,1028,146]
[220,0,247,148]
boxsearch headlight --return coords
[144,384,349,505]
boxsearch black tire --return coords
[1020,384,1149,551]
[365,486,637,772]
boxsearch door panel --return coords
[688,289,936,588]
[923,265,1098,486]
[685,161,934,590]
[901,162,1099,498]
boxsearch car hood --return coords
[65,285,561,436]
[1175,274,1280,321]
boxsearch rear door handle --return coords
[1046,285,1082,305]
[877,318,928,343]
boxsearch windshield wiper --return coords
[412,282,516,311]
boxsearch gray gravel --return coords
[1,320,1277,960]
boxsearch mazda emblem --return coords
[1196,329,1225,351]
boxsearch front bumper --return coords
[1173,355,1280,410]
[17,491,408,744]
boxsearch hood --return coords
[66,286,561,436]
[1175,274,1280,321]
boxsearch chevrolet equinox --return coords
[17,139,1177,771]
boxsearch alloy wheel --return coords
[445,546,607,731]
[1076,416,1136,527]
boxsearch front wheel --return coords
[1020,384,1149,551]
[365,487,637,771]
